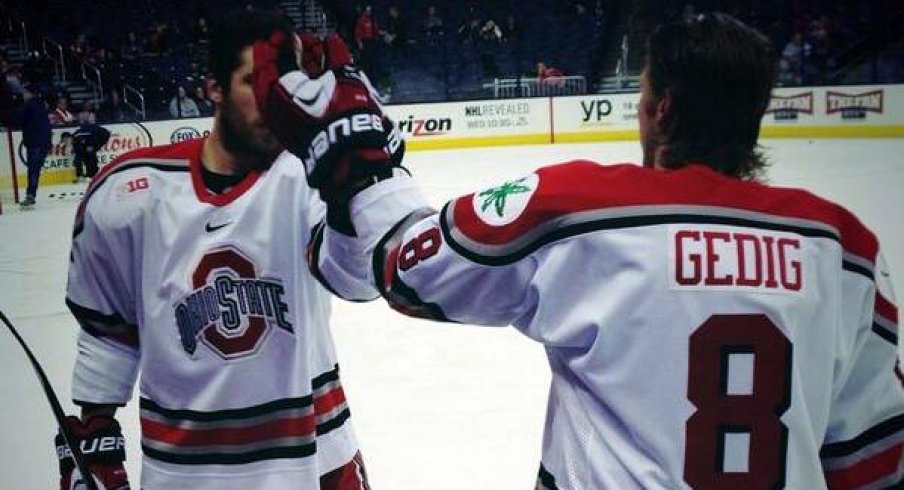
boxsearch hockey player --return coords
[58,11,394,490]
[62,120,111,182]
[254,12,904,490]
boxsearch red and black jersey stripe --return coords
[873,293,899,346]
[73,137,267,238]
[140,364,351,465]
[66,297,138,347]
[821,413,904,490]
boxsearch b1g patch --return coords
[472,174,539,226]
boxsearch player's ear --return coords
[654,89,673,128]
[207,77,223,105]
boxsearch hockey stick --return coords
[0,308,99,490]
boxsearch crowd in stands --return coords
[645,0,903,86]
[0,0,901,126]
[339,0,604,101]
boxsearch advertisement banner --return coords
[759,85,904,138]
[11,117,212,188]
[384,98,551,149]
[6,84,902,192]
[552,93,640,143]
[552,85,904,142]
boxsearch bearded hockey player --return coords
[59,11,395,490]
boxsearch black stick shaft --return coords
[0,309,99,490]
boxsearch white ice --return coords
[1,139,902,489]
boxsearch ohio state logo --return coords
[174,247,292,359]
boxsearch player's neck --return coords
[201,127,242,175]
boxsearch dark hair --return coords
[207,11,294,93]
[646,13,776,179]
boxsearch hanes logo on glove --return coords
[252,32,404,200]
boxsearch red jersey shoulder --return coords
[448,159,636,247]
[448,160,877,264]
[90,138,202,185]
[75,139,203,230]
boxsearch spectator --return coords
[423,4,444,43]
[479,19,503,44]
[808,20,833,84]
[62,119,111,182]
[98,89,129,122]
[537,60,565,90]
[17,85,51,208]
[193,16,211,43]
[49,95,74,125]
[120,30,143,60]
[383,5,411,51]
[503,14,519,43]
[682,3,697,23]
[70,33,91,63]
[354,5,382,86]
[169,85,200,118]
[354,4,379,51]
[458,5,482,44]
[537,60,564,80]
[2,55,24,95]
[23,50,53,87]
[194,85,213,116]
[781,32,807,85]
[76,100,98,124]
[148,21,172,56]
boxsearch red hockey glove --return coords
[252,33,404,201]
[56,415,130,490]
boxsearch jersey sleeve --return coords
[66,193,140,406]
[309,176,432,303]
[316,171,553,329]
[820,251,904,489]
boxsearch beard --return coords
[218,94,283,172]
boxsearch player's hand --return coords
[56,415,130,490]
[252,32,404,201]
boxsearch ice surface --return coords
[1,139,901,489]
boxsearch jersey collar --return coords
[189,138,263,206]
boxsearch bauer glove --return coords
[56,415,130,490]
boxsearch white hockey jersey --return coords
[314,161,904,490]
[66,138,369,489]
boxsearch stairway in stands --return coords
[3,42,99,111]
[280,0,337,33]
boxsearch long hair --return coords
[646,13,777,180]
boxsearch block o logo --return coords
[175,247,293,359]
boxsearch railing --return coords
[19,20,28,52]
[617,34,629,89]
[81,61,103,103]
[123,84,146,120]
[484,76,587,98]
[42,37,65,83]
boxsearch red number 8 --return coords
[684,314,793,490]
[398,228,442,271]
